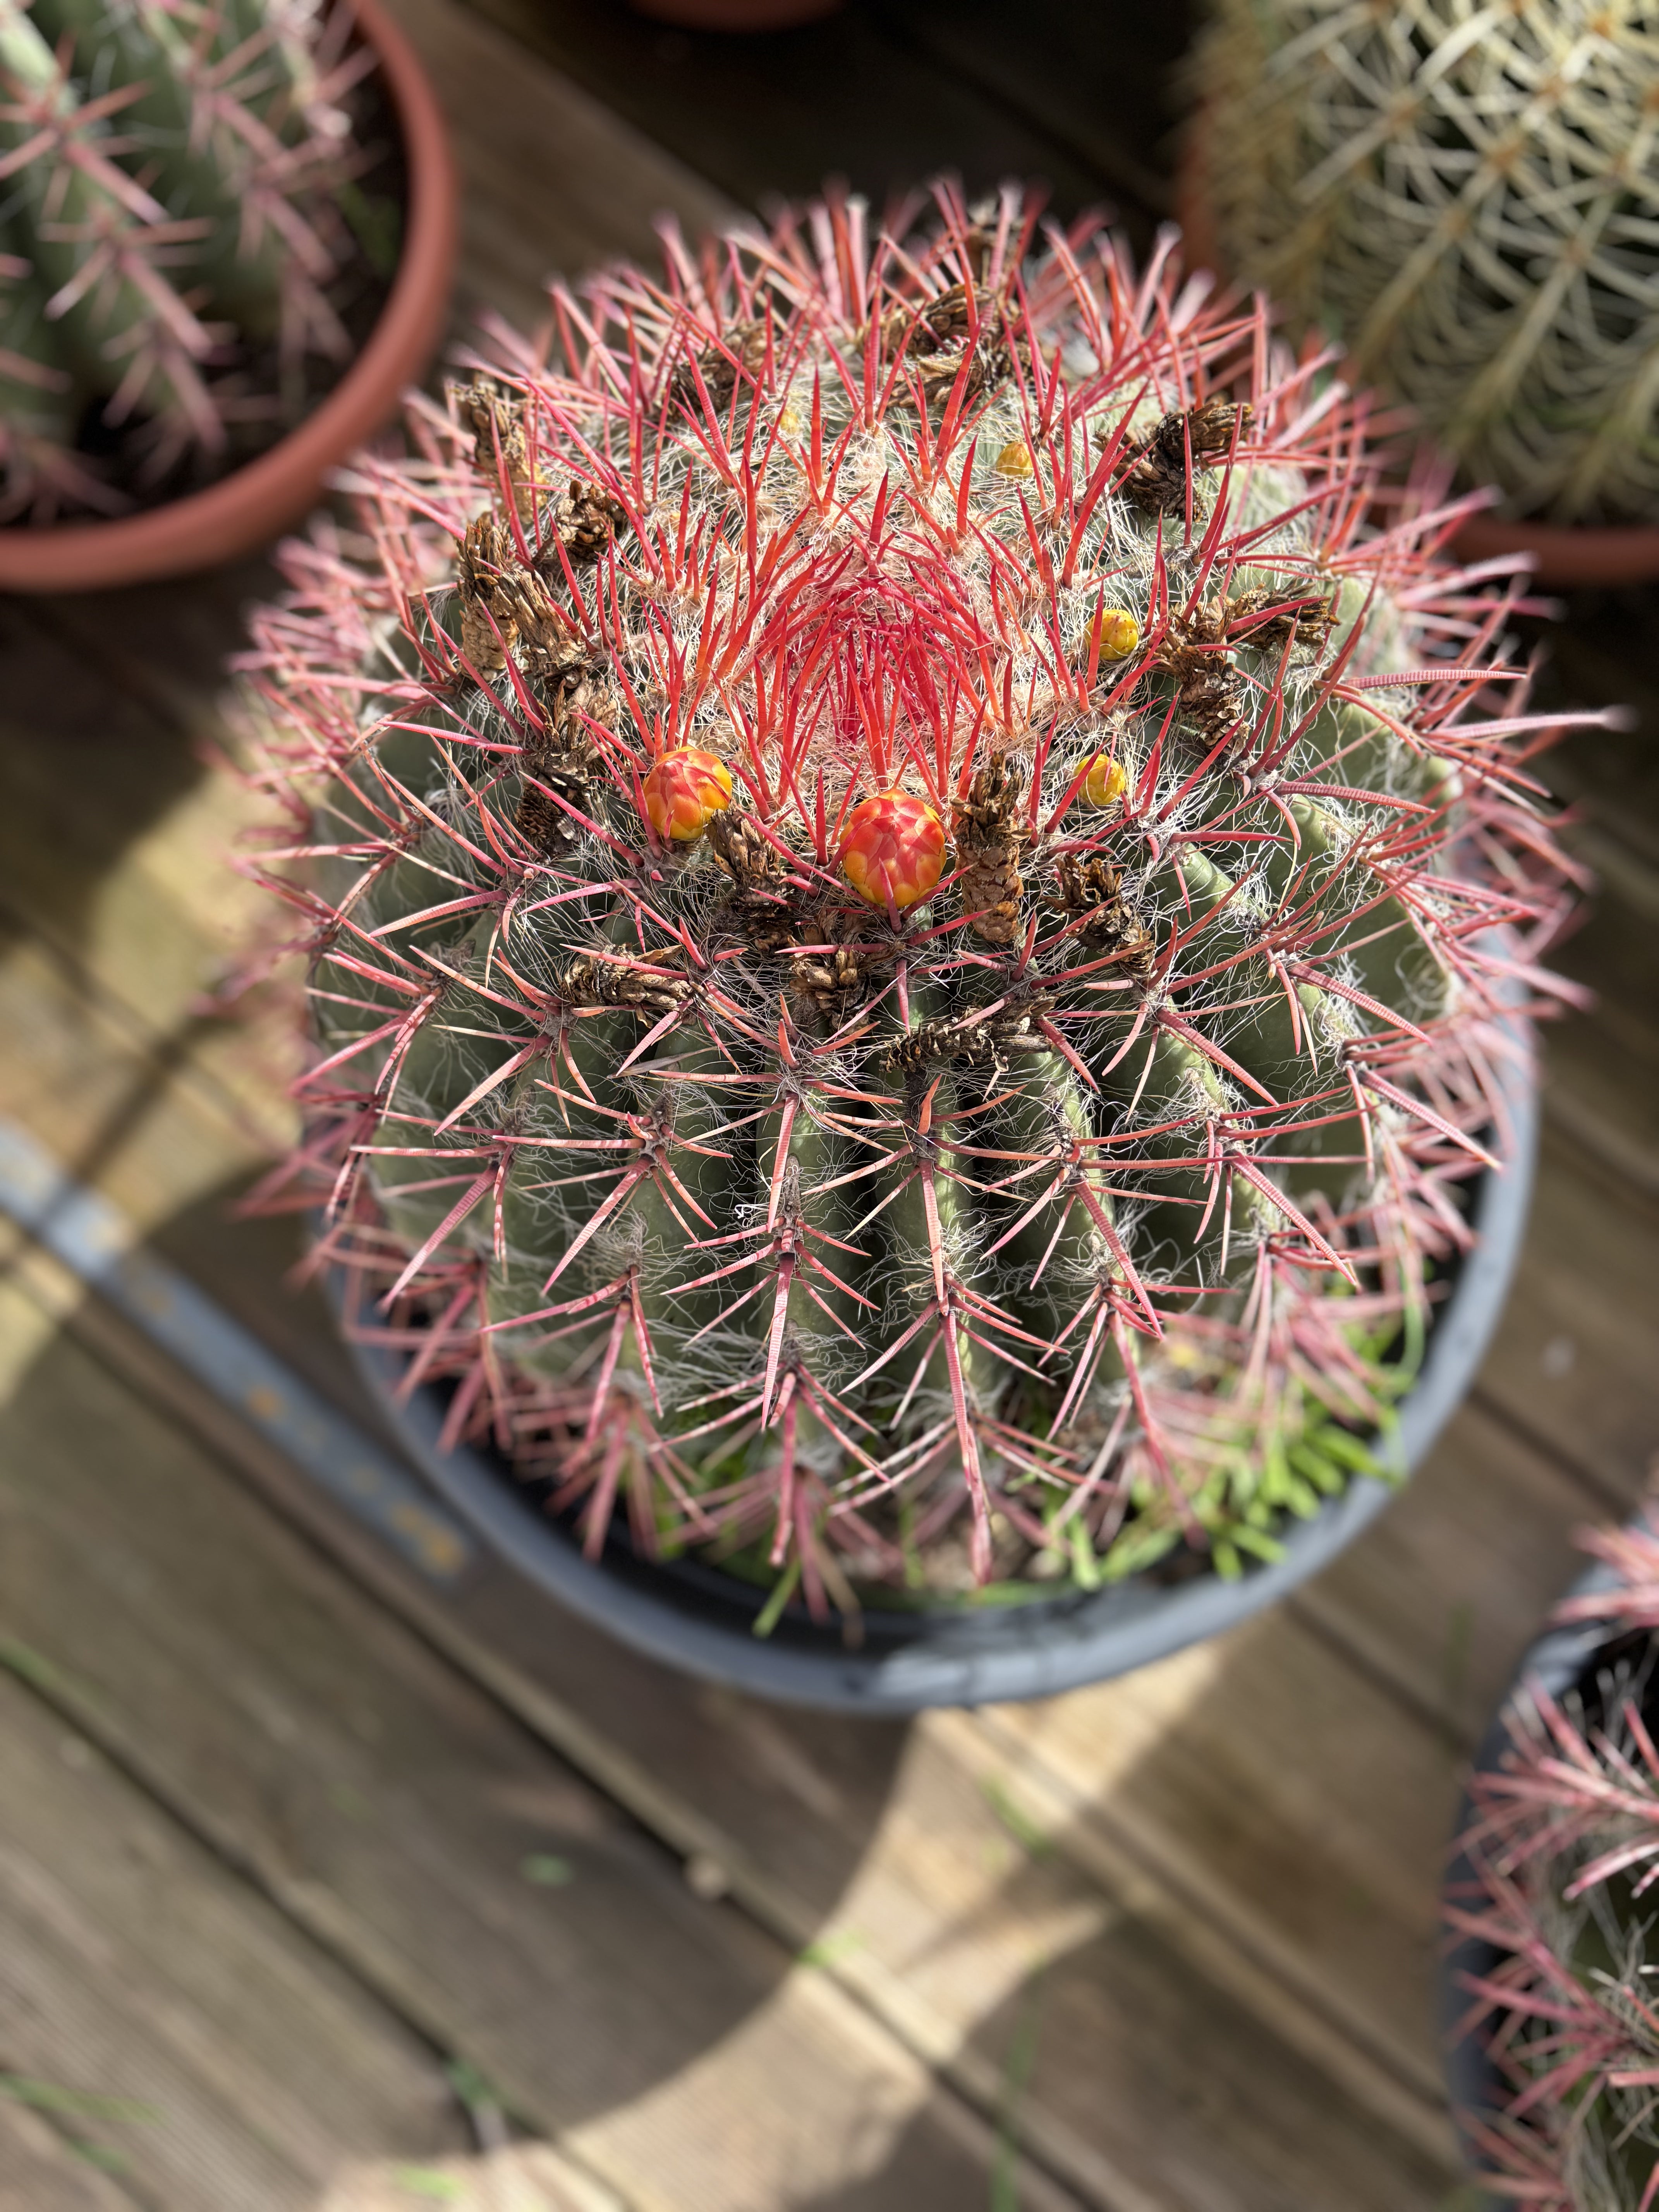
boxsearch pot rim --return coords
[0,0,457,593]
[339,1034,1538,1713]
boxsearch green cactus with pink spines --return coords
[239,189,1591,1613]
[0,0,393,520]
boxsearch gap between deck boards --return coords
[0,1183,1456,2207]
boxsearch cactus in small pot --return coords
[1449,1512,1659,2208]
[0,0,397,522]
[1189,0,1659,527]
[239,184,1587,1620]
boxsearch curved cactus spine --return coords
[0,0,223,455]
[0,237,120,518]
[0,0,375,511]
[31,0,352,357]
[239,187,1595,1607]
[1191,0,1659,525]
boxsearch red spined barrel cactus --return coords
[242,185,1588,1616]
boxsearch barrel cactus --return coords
[0,0,392,522]
[241,185,1584,1616]
[1449,1513,1659,2209]
[1189,0,1659,525]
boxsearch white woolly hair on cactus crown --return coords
[235,181,1594,1609]
[1191,0,1659,526]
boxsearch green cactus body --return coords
[1193,0,1659,524]
[28,0,311,342]
[0,0,223,437]
[0,0,371,515]
[243,190,1578,1607]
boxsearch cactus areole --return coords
[244,187,1587,1654]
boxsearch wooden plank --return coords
[1,1217,1457,2209]
[0,2098,141,2212]
[383,0,735,335]
[0,932,283,1235]
[316,2146,624,2210]
[450,0,1133,238]
[1470,1126,1659,1501]
[962,1611,1460,2095]
[892,0,1181,216]
[0,1666,469,2212]
[1534,598,1659,874]
[0,1270,1082,2212]
[1291,1399,1618,1748]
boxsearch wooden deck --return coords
[2,4,1657,2205]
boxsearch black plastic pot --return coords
[343,1059,1537,1713]
[1440,1549,1627,2181]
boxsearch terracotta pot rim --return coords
[0,0,457,594]
[1173,128,1659,591]
[1446,512,1659,589]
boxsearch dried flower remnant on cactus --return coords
[238,183,1601,1617]
[1449,1509,1659,2209]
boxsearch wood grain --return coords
[445,0,1146,244]
[0,1667,467,2212]
[381,0,736,334]
[0,1269,1080,2212]
[0,2097,143,2212]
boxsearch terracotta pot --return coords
[1174,128,1659,590]
[0,0,457,594]
[1445,514,1659,589]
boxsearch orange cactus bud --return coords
[1080,754,1127,809]
[994,440,1034,480]
[840,790,947,913]
[642,747,733,842]
[1091,606,1140,662]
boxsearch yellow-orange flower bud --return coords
[994,440,1034,480]
[642,747,733,842]
[1091,606,1140,662]
[840,790,947,913]
[1080,754,1127,809]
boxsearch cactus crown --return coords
[243,185,1577,1613]
[1452,1517,1659,2209]
[1192,0,1659,525]
[0,0,392,521]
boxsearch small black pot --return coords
[1440,1551,1627,2183]
[344,1065,1537,1713]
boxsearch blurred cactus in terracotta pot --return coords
[1189,0,1659,530]
[0,0,400,521]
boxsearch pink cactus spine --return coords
[1449,1512,1659,2208]
[237,184,1601,1609]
